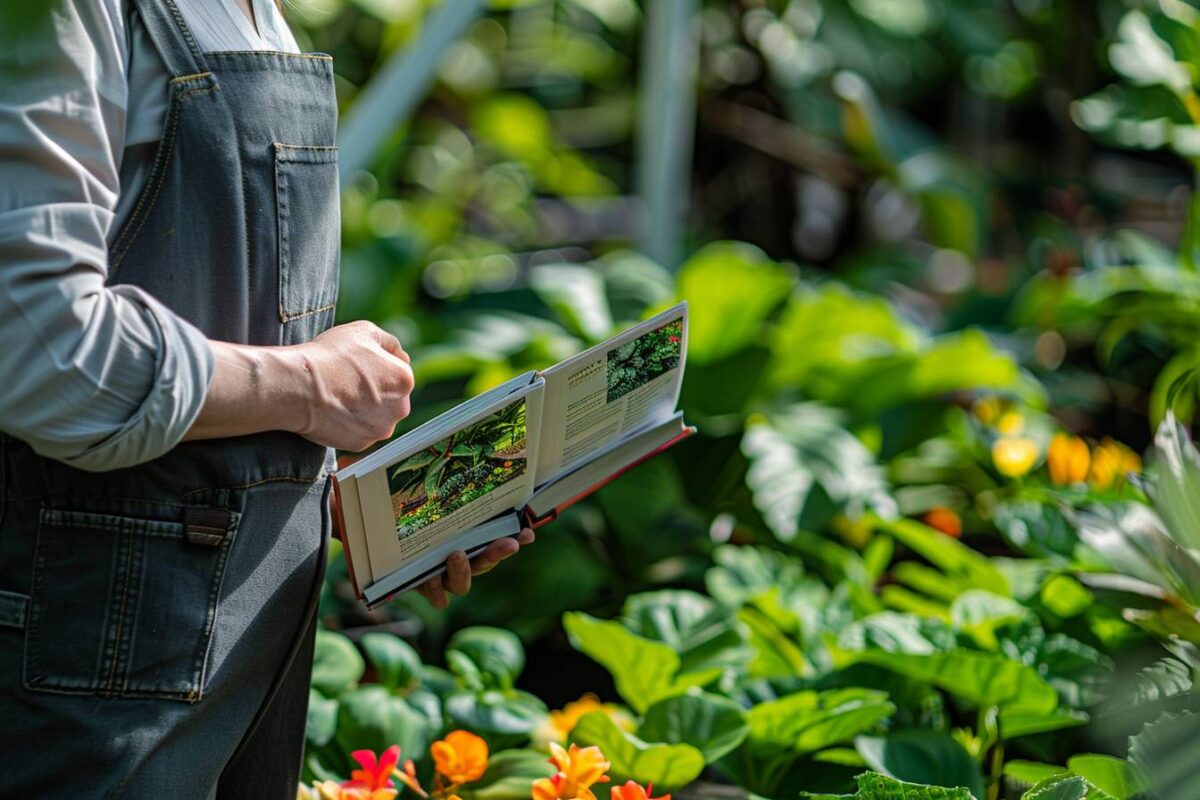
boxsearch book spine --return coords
[329,474,364,600]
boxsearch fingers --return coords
[372,325,411,364]
[417,575,448,609]
[415,532,536,607]
[443,550,472,596]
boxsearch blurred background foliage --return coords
[262,0,1200,796]
[300,0,1199,647]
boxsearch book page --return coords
[360,380,544,579]
[535,302,687,485]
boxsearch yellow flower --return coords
[996,410,1024,436]
[992,437,1038,478]
[535,695,634,746]
[1047,433,1090,486]
[972,396,1003,425]
[1089,437,1141,489]
[431,730,489,785]
[531,743,610,800]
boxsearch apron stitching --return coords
[104,528,137,693]
[111,94,185,267]
[280,302,337,322]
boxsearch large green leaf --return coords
[361,632,423,693]
[1128,710,1200,800]
[306,689,339,747]
[675,241,795,365]
[572,711,705,789]
[447,627,526,690]
[1148,412,1200,551]
[311,629,364,696]
[855,731,986,800]
[444,688,548,741]
[462,750,556,800]
[638,692,750,763]
[563,612,717,713]
[837,614,1059,714]
[1065,755,1147,800]
[743,404,897,540]
[799,771,977,799]
[747,689,896,756]
[950,590,1029,650]
[530,264,613,342]
[1020,775,1091,800]
[334,685,431,762]
[878,518,1010,597]
[770,285,920,390]
[621,590,750,674]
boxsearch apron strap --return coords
[130,0,211,78]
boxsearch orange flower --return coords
[432,730,489,785]
[610,782,670,800]
[1089,437,1141,489]
[1047,433,1090,486]
[921,507,962,538]
[531,743,611,800]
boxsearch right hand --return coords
[289,320,415,452]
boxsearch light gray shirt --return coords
[0,0,299,472]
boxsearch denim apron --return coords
[0,0,338,795]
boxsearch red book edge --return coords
[522,425,696,529]
[330,425,697,603]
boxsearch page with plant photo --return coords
[358,381,545,579]
[534,302,687,485]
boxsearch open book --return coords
[331,302,695,608]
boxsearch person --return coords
[0,0,533,795]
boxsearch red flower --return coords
[346,746,400,791]
[611,782,670,800]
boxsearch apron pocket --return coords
[274,143,340,344]
[24,507,239,702]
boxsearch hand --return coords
[289,320,415,452]
[415,528,536,609]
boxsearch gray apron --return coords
[0,0,338,795]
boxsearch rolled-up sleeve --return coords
[0,2,213,472]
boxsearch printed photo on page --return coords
[535,303,687,484]
[362,387,542,578]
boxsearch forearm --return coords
[184,341,308,441]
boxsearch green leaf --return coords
[564,612,706,713]
[638,692,750,763]
[1128,710,1200,800]
[747,689,896,755]
[999,709,1089,740]
[1149,411,1200,551]
[621,590,750,674]
[1003,760,1069,787]
[444,688,548,741]
[572,711,705,789]
[462,750,556,800]
[855,731,986,800]
[675,241,794,365]
[950,590,1029,650]
[1040,575,1094,619]
[1020,775,1090,800]
[334,685,431,762]
[800,771,977,799]
[1065,755,1147,800]
[361,632,422,693]
[530,264,613,342]
[770,284,920,390]
[447,627,526,690]
[743,404,897,540]
[878,518,1010,597]
[311,629,364,695]
[837,614,1058,714]
[306,689,338,747]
